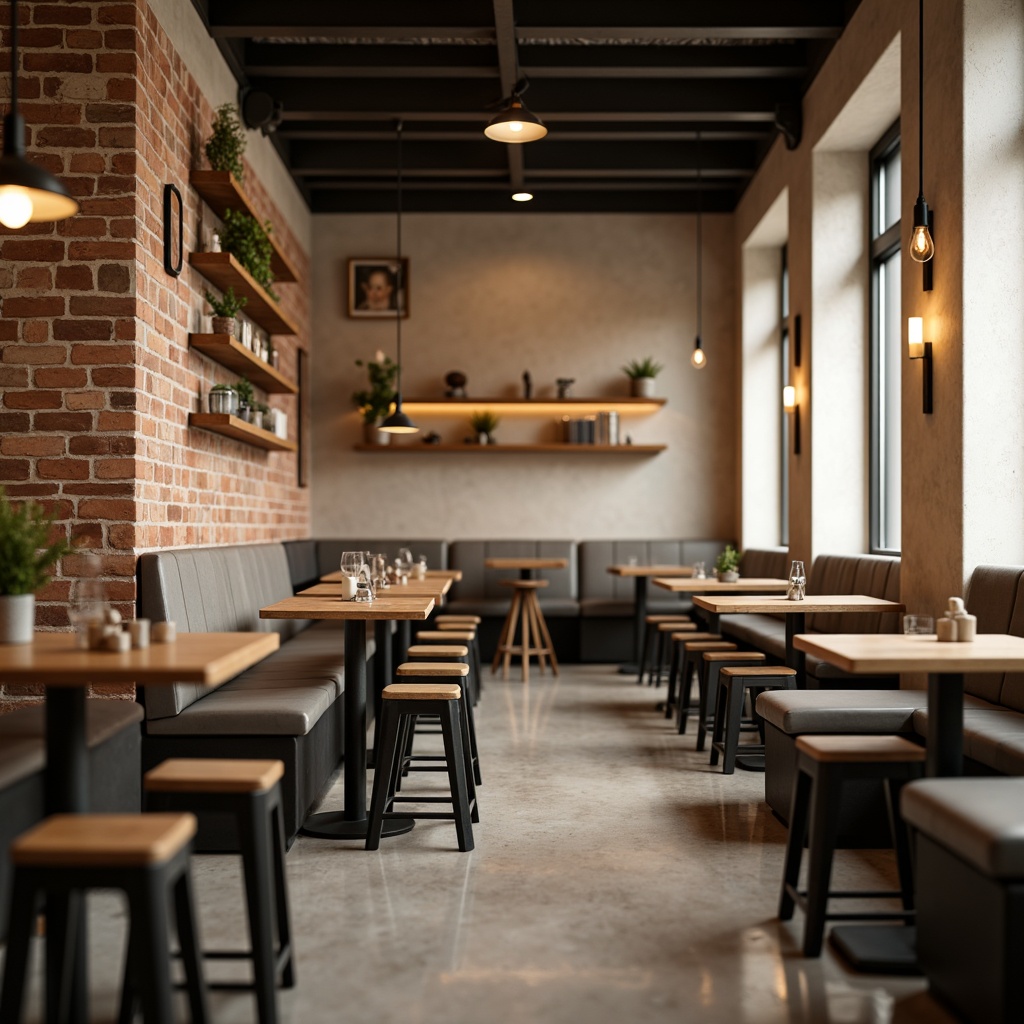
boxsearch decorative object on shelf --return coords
[469,410,500,445]
[208,383,238,415]
[209,231,221,252]
[347,258,409,319]
[715,545,742,584]
[423,431,441,445]
[353,352,399,444]
[556,377,575,399]
[691,129,708,370]
[234,377,255,423]
[484,76,547,143]
[163,183,183,277]
[221,208,278,301]
[204,286,247,337]
[0,487,72,644]
[255,402,273,432]
[523,371,532,399]
[380,120,418,435]
[0,0,79,228]
[445,371,467,398]
[910,0,935,271]
[622,358,662,398]
[205,102,246,181]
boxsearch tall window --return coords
[870,123,901,553]
[780,246,790,547]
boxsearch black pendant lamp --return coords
[909,0,935,263]
[691,131,707,370]
[0,0,78,229]
[380,120,418,434]
[484,78,547,144]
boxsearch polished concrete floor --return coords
[11,664,960,1022]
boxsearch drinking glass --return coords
[340,550,363,577]
[903,615,935,635]
[371,553,389,593]
[693,561,706,580]
[788,560,806,601]
[68,577,105,648]
[354,564,374,602]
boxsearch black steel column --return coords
[785,612,807,688]
[927,672,963,777]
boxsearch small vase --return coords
[718,570,740,583]
[211,316,236,337]
[477,432,489,445]
[0,593,35,644]
[208,390,238,415]
[631,376,656,398]
[363,421,391,445]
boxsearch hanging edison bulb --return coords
[909,197,935,262]
[691,338,706,369]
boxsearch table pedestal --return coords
[829,925,921,975]
[618,576,648,674]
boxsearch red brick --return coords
[24,54,93,74]
[55,265,93,290]
[0,412,31,432]
[2,346,65,365]
[109,392,136,409]
[113,319,135,341]
[106,79,136,103]
[36,579,72,603]
[96,458,135,479]
[60,217,109,238]
[85,103,133,124]
[56,321,114,342]
[34,368,87,388]
[1,436,65,457]
[19,103,83,126]
[91,366,134,387]
[97,175,133,195]
[96,53,135,74]
[16,267,53,289]
[33,606,68,629]
[97,126,134,148]
[66,29,103,49]
[68,241,133,260]
[0,459,29,480]
[96,412,134,431]
[103,28,135,49]
[17,27,63,47]
[3,390,62,409]
[38,458,90,481]
[70,344,131,364]
[110,153,134,175]
[71,522,104,547]
[69,153,106,174]
[1,483,58,498]
[110,436,136,455]
[98,4,137,25]
[2,296,65,317]
[77,499,134,520]
[35,126,96,151]
[0,322,17,341]
[0,367,28,387]
[33,5,92,25]
[97,264,130,292]
[32,412,92,432]
[69,296,134,317]
[66,392,105,411]
[107,523,135,549]
[22,322,50,344]
[1,239,65,261]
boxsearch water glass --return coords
[354,565,374,602]
[903,615,935,635]
[68,578,106,648]
[340,550,363,577]
[693,561,706,580]
[788,560,806,601]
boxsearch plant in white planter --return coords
[622,356,663,398]
[714,544,742,583]
[469,410,500,445]
[0,488,72,644]
[234,377,256,423]
[352,352,398,444]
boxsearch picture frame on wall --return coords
[347,258,409,319]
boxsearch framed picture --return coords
[163,183,183,277]
[347,258,409,318]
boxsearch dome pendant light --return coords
[0,0,78,228]
[484,78,547,144]
[380,119,418,435]
[691,131,707,370]
[909,0,934,263]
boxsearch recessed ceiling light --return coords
[512,192,533,202]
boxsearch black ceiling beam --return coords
[276,126,773,142]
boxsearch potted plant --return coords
[221,208,277,300]
[0,488,72,644]
[352,353,398,444]
[622,356,664,398]
[715,544,742,583]
[205,102,246,180]
[255,402,273,431]
[204,287,247,337]
[234,377,255,423]
[469,410,500,445]
[208,382,238,415]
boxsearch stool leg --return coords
[456,685,480,823]
[270,799,296,988]
[0,874,40,1024]
[367,703,402,851]
[492,592,518,675]
[440,702,474,852]
[779,767,812,921]
[533,600,559,675]
[502,591,523,680]
[803,766,843,957]
[239,801,279,1024]
[173,867,209,1024]
[709,678,729,766]
[677,652,696,736]
[45,889,83,1024]
[117,932,137,1024]
[129,871,175,1024]
[720,679,745,774]
[520,592,531,682]
[471,637,484,701]
[526,595,547,675]
[696,662,718,747]
[459,678,482,788]
[637,622,653,685]
[885,777,916,912]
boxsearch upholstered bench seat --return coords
[909,706,1024,777]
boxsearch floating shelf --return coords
[402,397,666,416]
[353,443,665,455]
[189,334,298,394]
[190,169,299,283]
[190,252,299,336]
[190,413,298,452]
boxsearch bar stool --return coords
[673,641,736,733]
[647,621,698,687]
[693,651,767,747]
[367,683,475,852]
[0,813,207,1024]
[416,629,481,704]
[779,735,924,956]
[142,758,294,1024]
[637,614,694,686]
[711,666,797,773]
[662,632,722,719]
[434,615,481,626]
[492,579,558,682]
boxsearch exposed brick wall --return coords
[0,1,311,706]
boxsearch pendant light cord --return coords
[918,0,924,197]
[696,129,702,339]
[395,118,403,398]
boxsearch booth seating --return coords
[284,539,450,593]
[137,543,368,847]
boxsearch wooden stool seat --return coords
[712,667,798,773]
[646,613,693,624]
[418,629,475,641]
[498,578,549,590]
[703,651,765,663]
[684,641,737,652]
[396,662,468,678]
[12,813,196,869]
[672,631,721,642]
[435,615,481,625]
[720,665,797,678]
[658,621,696,632]
[407,644,469,659]
[796,735,926,763]
[384,682,462,700]
[436,623,479,635]
[681,652,768,739]
[144,758,284,794]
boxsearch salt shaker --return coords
[950,596,977,642]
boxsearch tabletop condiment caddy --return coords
[936,597,977,642]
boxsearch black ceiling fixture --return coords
[193,0,863,214]
[241,88,284,136]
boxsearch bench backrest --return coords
[964,564,1024,707]
[739,547,790,581]
[578,539,730,602]
[806,553,901,635]
[137,542,302,719]
[449,540,578,600]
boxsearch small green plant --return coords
[221,209,277,300]
[622,357,664,380]
[469,410,500,437]
[204,287,247,319]
[715,544,741,575]
[205,103,246,180]
[234,377,255,409]
[0,487,72,596]
[352,354,399,425]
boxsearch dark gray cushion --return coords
[0,738,45,791]
[579,597,695,618]
[0,699,142,746]
[283,539,319,590]
[806,553,900,635]
[756,689,931,734]
[720,614,787,660]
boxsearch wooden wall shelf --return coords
[402,397,666,415]
[190,413,298,452]
[189,252,299,336]
[190,170,299,283]
[353,443,665,455]
[189,334,298,394]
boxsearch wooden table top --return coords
[608,564,695,578]
[260,595,434,621]
[424,569,462,581]
[319,570,455,594]
[303,579,450,598]
[485,557,568,570]
[0,632,280,688]
[693,594,905,615]
[793,632,1024,673]
[653,576,789,593]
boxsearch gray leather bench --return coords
[137,542,363,847]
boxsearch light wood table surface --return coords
[605,564,694,671]
[693,594,905,687]
[424,568,462,581]
[653,577,789,594]
[306,578,451,598]
[260,593,433,841]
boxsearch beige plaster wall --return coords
[310,213,737,540]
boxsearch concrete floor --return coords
[10,664,959,1022]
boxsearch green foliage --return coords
[210,383,235,393]
[622,357,664,379]
[221,209,277,301]
[715,544,741,574]
[469,410,500,436]
[204,286,247,319]
[205,103,246,180]
[0,488,72,596]
[352,355,399,424]
[234,377,255,408]
[255,402,270,415]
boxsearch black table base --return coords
[829,925,921,976]
[300,811,414,841]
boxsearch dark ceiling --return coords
[191,1,863,214]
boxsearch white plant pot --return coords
[363,422,391,445]
[631,376,656,398]
[0,593,35,644]
[717,570,740,583]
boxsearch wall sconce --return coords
[908,316,933,414]
[783,385,801,454]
